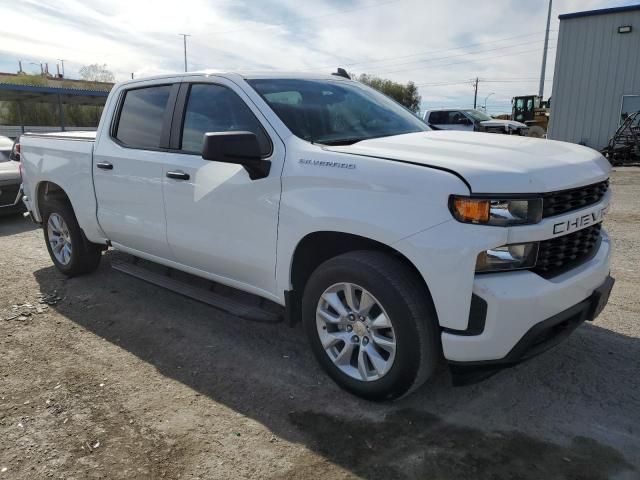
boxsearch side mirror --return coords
[202,131,271,180]
[457,117,472,125]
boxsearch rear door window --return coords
[114,85,172,149]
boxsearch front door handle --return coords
[166,170,190,180]
[96,161,113,170]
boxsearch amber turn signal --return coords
[452,198,490,223]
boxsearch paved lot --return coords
[0,168,639,479]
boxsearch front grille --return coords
[542,180,609,218]
[533,223,602,278]
[0,184,20,206]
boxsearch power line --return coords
[359,38,555,74]
[306,31,554,71]
[379,46,556,75]
[419,80,553,88]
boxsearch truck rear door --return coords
[93,81,179,259]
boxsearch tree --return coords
[79,64,115,83]
[0,74,106,127]
[356,74,421,113]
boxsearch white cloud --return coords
[0,0,631,113]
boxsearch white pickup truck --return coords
[20,71,614,400]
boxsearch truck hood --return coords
[326,131,611,193]
[0,161,20,185]
[479,119,527,130]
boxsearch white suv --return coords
[425,108,528,135]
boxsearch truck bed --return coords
[24,130,97,141]
[20,131,105,243]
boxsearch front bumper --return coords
[449,274,614,385]
[440,231,611,363]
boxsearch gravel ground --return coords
[0,168,639,480]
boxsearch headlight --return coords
[476,242,539,273]
[450,196,543,226]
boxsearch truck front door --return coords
[161,79,285,297]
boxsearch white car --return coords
[0,135,24,215]
[19,72,613,400]
[424,108,529,135]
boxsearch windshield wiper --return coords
[317,137,368,146]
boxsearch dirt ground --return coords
[1,168,639,480]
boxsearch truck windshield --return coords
[248,78,429,145]
[463,110,492,122]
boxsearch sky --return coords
[0,0,637,115]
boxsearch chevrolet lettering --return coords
[553,207,607,235]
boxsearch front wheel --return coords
[42,199,103,277]
[302,251,439,401]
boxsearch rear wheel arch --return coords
[288,231,438,326]
[36,181,73,219]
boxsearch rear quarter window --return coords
[114,85,172,149]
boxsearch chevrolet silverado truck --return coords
[19,72,614,400]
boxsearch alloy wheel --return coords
[47,213,73,265]
[316,282,397,381]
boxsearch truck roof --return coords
[115,71,348,88]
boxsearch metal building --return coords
[548,4,640,149]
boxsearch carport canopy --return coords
[0,82,110,132]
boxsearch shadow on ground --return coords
[32,253,639,480]
[0,214,36,237]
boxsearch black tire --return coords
[42,198,102,277]
[302,251,439,401]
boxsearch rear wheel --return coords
[42,199,102,277]
[302,251,439,400]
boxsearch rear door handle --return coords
[96,161,113,170]
[166,170,190,180]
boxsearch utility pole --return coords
[179,33,191,72]
[539,0,552,98]
[57,59,65,78]
[473,77,479,109]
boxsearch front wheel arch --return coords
[288,231,439,328]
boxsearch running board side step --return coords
[111,257,283,324]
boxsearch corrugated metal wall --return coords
[548,10,640,149]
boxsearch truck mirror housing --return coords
[201,131,271,180]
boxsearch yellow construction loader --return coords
[512,95,550,138]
